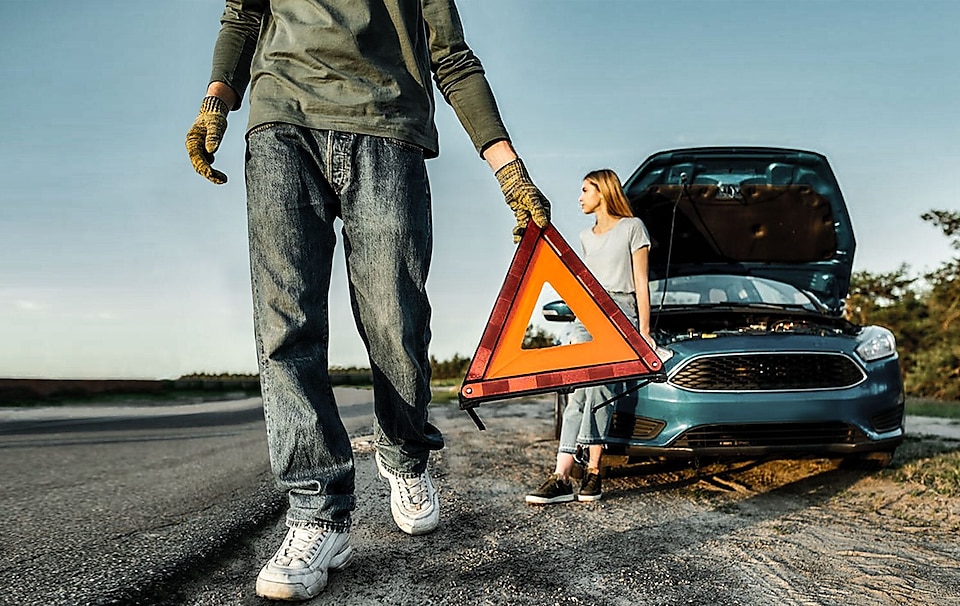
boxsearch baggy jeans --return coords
[558,291,639,455]
[245,123,444,531]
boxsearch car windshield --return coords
[649,274,819,310]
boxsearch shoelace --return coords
[275,526,325,566]
[396,474,431,511]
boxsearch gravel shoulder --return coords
[175,397,960,606]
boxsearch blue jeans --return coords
[558,291,638,455]
[245,123,444,531]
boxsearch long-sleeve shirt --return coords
[209,0,510,158]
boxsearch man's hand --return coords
[185,96,230,185]
[495,158,551,243]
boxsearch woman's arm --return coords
[632,246,654,346]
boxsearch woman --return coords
[525,169,652,504]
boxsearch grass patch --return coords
[893,450,960,498]
[430,385,461,405]
[430,378,463,388]
[905,397,960,420]
[884,436,960,498]
[889,435,959,465]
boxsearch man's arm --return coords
[422,0,507,156]
[185,1,263,184]
[481,140,516,173]
[209,0,264,109]
[206,81,239,110]
[422,0,550,241]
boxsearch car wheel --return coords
[554,392,567,441]
[840,449,895,471]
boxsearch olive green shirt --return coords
[210,0,510,158]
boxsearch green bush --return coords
[850,209,960,401]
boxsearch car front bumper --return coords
[602,355,904,458]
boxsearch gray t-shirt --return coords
[579,217,651,294]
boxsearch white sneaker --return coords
[255,525,352,601]
[376,453,439,536]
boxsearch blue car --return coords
[545,147,904,468]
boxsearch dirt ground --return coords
[181,397,960,606]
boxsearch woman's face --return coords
[579,180,602,215]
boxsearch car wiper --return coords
[669,302,816,311]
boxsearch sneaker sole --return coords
[255,545,352,600]
[577,493,602,502]
[524,493,575,505]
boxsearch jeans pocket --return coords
[385,136,425,156]
[246,121,283,141]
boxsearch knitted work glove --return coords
[185,96,229,184]
[495,158,551,243]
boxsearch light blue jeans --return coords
[245,123,443,531]
[558,291,639,455]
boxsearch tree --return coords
[843,210,960,400]
[920,210,960,333]
[845,264,915,325]
[521,325,557,349]
[907,211,960,398]
[429,354,471,381]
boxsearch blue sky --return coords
[1,0,957,379]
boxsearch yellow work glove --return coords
[185,96,229,185]
[495,158,551,243]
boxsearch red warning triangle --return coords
[459,222,663,406]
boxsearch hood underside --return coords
[638,184,837,264]
[624,147,856,313]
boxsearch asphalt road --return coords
[2,393,957,606]
[174,400,960,606]
[0,391,375,606]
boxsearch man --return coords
[185,0,550,600]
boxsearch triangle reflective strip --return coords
[459,223,663,406]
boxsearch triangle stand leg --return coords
[463,405,486,431]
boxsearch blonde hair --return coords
[583,169,633,218]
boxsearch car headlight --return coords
[855,326,897,362]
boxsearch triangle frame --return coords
[459,222,664,406]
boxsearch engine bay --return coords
[652,308,858,345]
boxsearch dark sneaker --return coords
[256,525,351,601]
[376,453,440,536]
[578,471,602,502]
[525,473,575,504]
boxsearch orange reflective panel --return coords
[459,223,663,406]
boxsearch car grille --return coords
[673,422,869,449]
[669,353,865,391]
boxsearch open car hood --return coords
[624,147,856,314]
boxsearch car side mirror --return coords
[542,299,576,323]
